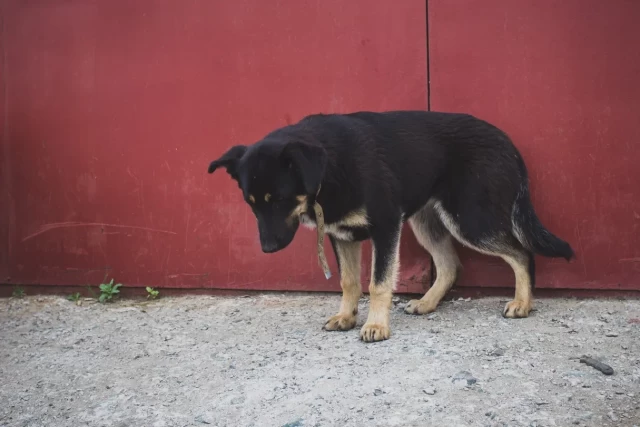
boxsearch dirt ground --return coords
[1,293,639,427]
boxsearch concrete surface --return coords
[1,294,639,427]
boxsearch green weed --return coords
[146,287,159,300]
[98,279,122,303]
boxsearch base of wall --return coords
[2,283,639,300]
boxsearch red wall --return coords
[1,1,639,292]
[0,0,430,293]
[429,0,640,290]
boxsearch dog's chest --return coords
[300,212,370,242]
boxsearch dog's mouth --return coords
[258,224,298,254]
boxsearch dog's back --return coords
[296,111,522,219]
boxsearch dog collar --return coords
[313,184,332,280]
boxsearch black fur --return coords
[512,155,574,261]
[207,110,574,287]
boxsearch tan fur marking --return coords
[334,208,369,228]
[264,193,271,202]
[286,195,308,225]
[248,194,255,203]
[501,254,533,318]
[300,207,369,241]
[361,286,393,342]
[323,241,362,332]
[360,226,401,342]
[405,218,461,315]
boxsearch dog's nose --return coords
[261,241,279,253]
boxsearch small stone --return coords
[282,419,303,427]
[374,388,384,396]
[490,347,505,357]
[422,387,436,395]
[608,411,619,422]
[195,415,212,424]
[605,332,619,337]
[453,371,477,387]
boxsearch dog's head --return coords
[208,136,327,253]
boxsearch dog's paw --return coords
[359,323,390,342]
[404,299,437,315]
[323,313,357,331]
[502,300,532,318]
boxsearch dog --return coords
[207,110,574,342]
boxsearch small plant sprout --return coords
[67,292,82,305]
[98,279,122,303]
[12,286,25,299]
[146,287,159,300]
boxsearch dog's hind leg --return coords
[360,219,403,342]
[432,201,535,318]
[323,238,362,332]
[499,251,534,318]
[405,204,462,315]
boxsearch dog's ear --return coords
[207,145,247,180]
[282,141,327,195]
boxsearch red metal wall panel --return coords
[429,0,640,290]
[1,1,430,292]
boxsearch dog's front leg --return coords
[360,221,402,343]
[323,238,362,331]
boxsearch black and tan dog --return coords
[207,111,574,342]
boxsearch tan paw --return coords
[359,323,390,342]
[404,299,437,315]
[323,313,357,331]
[502,300,532,318]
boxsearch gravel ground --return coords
[1,293,639,427]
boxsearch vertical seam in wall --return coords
[1,2,12,281]
[425,0,431,112]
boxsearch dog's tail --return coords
[511,158,575,261]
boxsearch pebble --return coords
[195,414,212,424]
[485,411,496,419]
[452,371,477,387]
[490,347,505,357]
[605,332,619,337]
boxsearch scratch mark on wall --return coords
[22,222,177,242]
[166,273,210,279]
[619,258,640,263]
